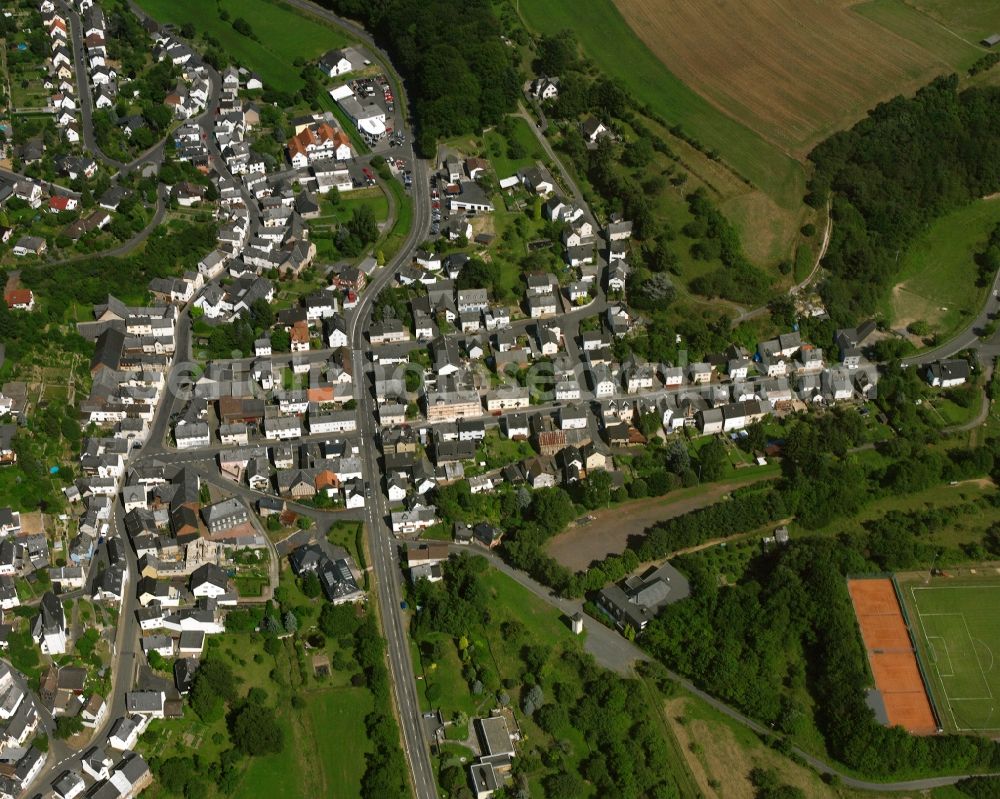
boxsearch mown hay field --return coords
[903,0,1000,41]
[612,0,972,157]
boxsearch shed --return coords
[982,34,1000,47]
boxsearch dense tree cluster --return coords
[645,538,1000,777]
[956,776,1000,797]
[228,698,283,756]
[190,658,239,722]
[638,488,786,563]
[750,768,805,799]
[411,552,489,639]
[561,670,678,798]
[319,0,519,155]
[685,188,772,304]
[976,223,1000,289]
[199,298,278,359]
[19,220,216,310]
[808,75,1000,324]
[337,205,379,257]
[968,52,1000,77]
[353,613,409,798]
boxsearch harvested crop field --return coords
[613,0,955,156]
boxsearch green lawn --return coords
[326,521,363,563]
[477,568,575,643]
[234,575,268,597]
[317,188,389,225]
[238,672,370,798]
[234,715,303,799]
[517,0,804,210]
[901,577,1000,732]
[304,689,373,798]
[380,177,413,261]
[135,0,351,94]
[484,116,547,180]
[476,431,535,470]
[927,390,984,428]
[888,197,1000,338]
[898,0,1000,40]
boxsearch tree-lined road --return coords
[348,151,437,799]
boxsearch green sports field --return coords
[904,579,1000,732]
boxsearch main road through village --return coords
[19,0,1000,795]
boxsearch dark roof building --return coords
[597,563,690,633]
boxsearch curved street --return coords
[20,1,1000,797]
[43,185,168,268]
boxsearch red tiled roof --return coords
[4,289,33,308]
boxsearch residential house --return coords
[926,359,970,388]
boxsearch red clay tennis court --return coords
[848,578,938,735]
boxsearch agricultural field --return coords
[517,0,804,211]
[134,0,351,94]
[853,0,987,71]
[900,574,1000,733]
[904,0,1000,42]
[612,0,973,158]
[887,197,1000,339]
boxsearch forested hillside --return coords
[318,0,520,155]
[809,75,1000,324]
[645,538,1000,777]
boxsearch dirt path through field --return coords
[546,474,774,570]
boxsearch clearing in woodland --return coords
[612,0,973,158]
[888,197,1000,338]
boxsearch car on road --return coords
[365,486,372,498]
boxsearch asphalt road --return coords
[242,2,443,795]
[348,151,437,799]
[65,2,127,171]
[41,185,168,268]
